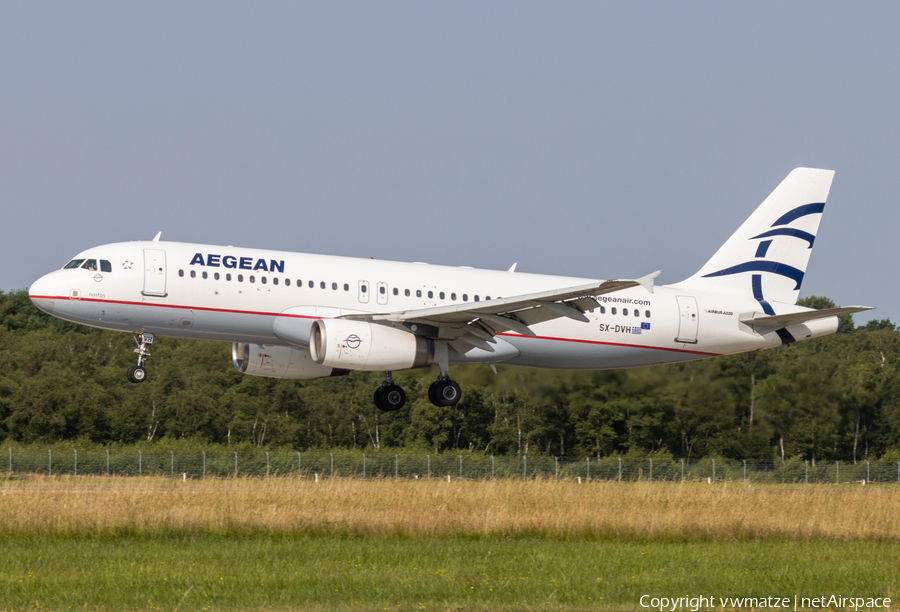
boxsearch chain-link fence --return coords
[4,448,900,484]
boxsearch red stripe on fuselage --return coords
[29,294,720,357]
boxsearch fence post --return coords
[298,452,301,477]
[743,459,747,482]
[586,457,590,482]
[491,455,494,479]
[649,458,653,483]
[49,449,51,476]
[266,452,270,478]
[681,458,684,481]
[363,453,366,479]
[712,459,715,483]
[836,461,839,484]
[234,451,238,477]
[107,449,110,477]
[523,455,527,481]
[395,454,399,478]
[867,460,870,484]
[170,450,174,479]
[202,451,206,478]
[805,460,808,484]
[618,457,622,481]
[459,455,462,480]
[74,449,77,477]
[8,447,11,473]
[331,453,335,479]
[555,457,558,481]
[427,454,430,478]
[139,450,142,476]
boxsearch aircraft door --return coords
[358,280,369,304]
[675,295,699,343]
[376,282,388,306]
[142,249,168,297]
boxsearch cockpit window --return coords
[100,260,112,273]
[64,259,85,269]
[81,259,98,271]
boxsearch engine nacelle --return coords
[233,343,349,380]
[309,319,434,371]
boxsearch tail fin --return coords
[676,168,834,306]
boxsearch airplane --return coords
[29,168,871,412]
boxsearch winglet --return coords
[152,232,162,242]
[508,263,517,273]
[637,270,662,294]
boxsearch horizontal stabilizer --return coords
[740,306,873,330]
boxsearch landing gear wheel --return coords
[383,385,406,411]
[374,385,406,412]
[431,379,462,407]
[127,365,147,384]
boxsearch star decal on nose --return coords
[122,260,133,269]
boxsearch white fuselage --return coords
[28,240,838,372]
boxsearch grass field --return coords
[1,476,898,611]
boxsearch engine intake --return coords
[309,319,433,371]
[233,343,348,379]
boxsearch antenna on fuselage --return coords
[152,232,162,242]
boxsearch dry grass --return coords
[2,475,898,541]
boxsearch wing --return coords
[340,271,661,354]
[740,306,873,331]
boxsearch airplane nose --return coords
[29,274,56,314]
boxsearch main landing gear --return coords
[127,332,153,384]
[428,376,462,407]
[374,372,407,412]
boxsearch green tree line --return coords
[1,289,898,463]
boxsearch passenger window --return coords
[380,286,386,295]
[611,307,617,315]
[285,279,290,286]
[344,284,349,291]
[361,284,367,293]
[416,290,422,298]
[405,289,410,297]
[100,260,112,273]
[485,296,490,300]
[600,306,605,314]
[332,282,338,290]
[178,270,184,277]
[462,294,468,301]
[635,309,639,317]
[439,292,445,300]
[427,291,433,299]
[214,272,220,280]
[250,276,256,283]
[645,310,651,318]
[475,295,480,302]
[64,259,85,269]
[451,293,457,300]
[308,281,314,288]
[273,278,279,285]
[202,271,208,279]
[238,275,243,282]
[623,308,628,316]
[190,270,196,278]
[226,274,232,281]
[81,259,98,271]
[261,277,267,284]
[393,288,398,296]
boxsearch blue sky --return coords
[1,2,896,325]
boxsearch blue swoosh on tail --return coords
[771,203,824,227]
[750,228,816,248]
[702,261,805,290]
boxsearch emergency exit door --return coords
[142,249,167,297]
[675,295,699,344]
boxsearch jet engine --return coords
[309,319,434,371]
[232,343,348,379]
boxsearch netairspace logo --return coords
[639,595,892,611]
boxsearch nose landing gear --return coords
[127,332,153,384]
